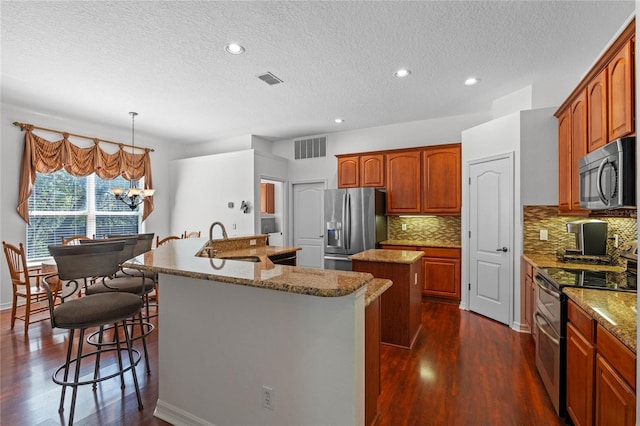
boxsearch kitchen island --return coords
[124,237,378,426]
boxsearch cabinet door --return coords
[422,145,461,214]
[567,322,596,426]
[386,151,422,214]
[558,108,572,212]
[421,248,461,300]
[595,355,636,426]
[260,183,275,214]
[588,70,608,152]
[608,39,634,141]
[571,90,588,212]
[337,156,360,188]
[360,154,385,187]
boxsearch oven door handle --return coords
[535,279,560,300]
[534,312,560,345]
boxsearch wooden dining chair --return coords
[61,235,92,245]
[156,235,182,248]
[183,230,201,239]
[2,241,58,333]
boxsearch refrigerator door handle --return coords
[345,193,351,250]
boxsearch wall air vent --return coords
[257,72,284,86]
[294,136,326,160]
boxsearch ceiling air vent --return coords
[257,71,283,86]
[295,137,326,160]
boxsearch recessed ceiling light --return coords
[335,118,344,124]
[394,68,411,78]
[225,43,245,55]
[464,77,480,86]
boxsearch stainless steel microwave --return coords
[579,137,635,210]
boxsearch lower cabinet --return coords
[380,245,460,301]
[565,299,636,426]
[420,248,460,300]
[521,258,536,336]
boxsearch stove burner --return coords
[541,267,636,292]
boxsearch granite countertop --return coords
[523,253,625,272]
[563,287,637,353]
[350,249,424,264]
[123,238,373,298]
[380,239,461,249]
[365,278,393,307]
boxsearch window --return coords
[27,169,142,260]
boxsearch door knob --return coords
[496,247,508,252]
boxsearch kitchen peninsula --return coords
[124,237,383,426]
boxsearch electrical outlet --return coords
[614,234,619,248]
[232,223,237,230]
[250,239,257,246]
[539,229,548,241]
[262,385,274,410]
[401,224,407,231]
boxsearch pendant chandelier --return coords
[109,112,155,209]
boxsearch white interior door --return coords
[292,182,325,268]
[468,154,513,325]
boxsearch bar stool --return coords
[43,241,145,425]
[80,237,154,374]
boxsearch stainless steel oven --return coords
[534,272,563,415]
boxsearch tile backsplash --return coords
[388,216,461,243]
[523,205,637,266]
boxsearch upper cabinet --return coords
[386,150,422,213]
[337,155,360,188]
[338,144,461,215]
[422,144,461,214]
[555,19,635,214]
[260,183,275,214]
[337,154,385,188]
[587,70,608,152]
[360,154,385,187]
[608,38,635,141]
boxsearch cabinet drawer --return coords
[420,247,460,259]
[568,300,595,343]
[380,245,418,251]
[597,324,636,391]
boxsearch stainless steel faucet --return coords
[209,221,228,242]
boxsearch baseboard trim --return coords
[154,399,216,426]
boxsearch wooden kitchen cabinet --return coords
[422,144,461,214]
[421,247,460,300]
[260,183,275,214]
[337,155,360,188]
[352,254,423,349]
[587,70,608,152]
[558,109,572,212]
[566,301,596,426]
[571,90,588,212]
[360,154,385,187]
[386,150,422,214]
[521,257,536,336]
[564,299,637,426]
[337,153,385,188]
[608,38,635,142]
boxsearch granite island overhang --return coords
[123,237,379,426]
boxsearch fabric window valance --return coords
[17,125,154,223]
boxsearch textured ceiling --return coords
[1,1,635,145]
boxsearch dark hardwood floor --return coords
[1,301,565,425]
[375,300,566,426]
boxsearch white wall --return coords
[170,150,257,239]
[0,103,174,309]
[271,112,491,189]
[461,108,558,329]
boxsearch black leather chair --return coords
[43,241,145,425]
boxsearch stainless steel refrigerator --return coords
[323,188,387,271]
